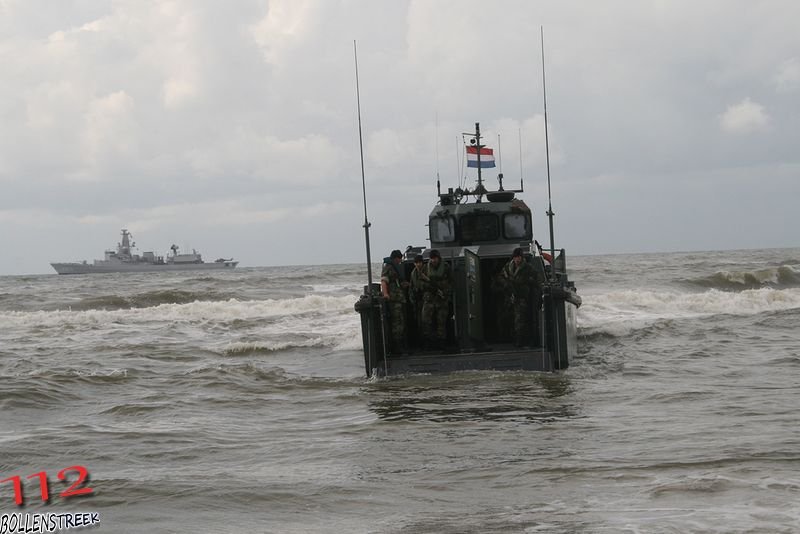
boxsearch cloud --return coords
[250,0,320,66]
[719,98,770,134]
[3,1,800,274]
[81,90,139,176]
[774,58,800,93]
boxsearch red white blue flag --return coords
[466,146,496,168]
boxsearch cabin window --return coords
[503,213,531,239]
[430,216,456,243]
[459,214,499,242]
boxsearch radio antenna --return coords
[435,111,441,196]
[354,41,373,290]
[354,40,389,376]
[541,27,556,279]
[518,127,524,191]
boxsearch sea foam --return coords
[579,287,800,336]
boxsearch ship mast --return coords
[469,122,488,202]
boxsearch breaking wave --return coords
[1,294,357,326]
[221,334,363,355]
[578,287,800,336]
[686,265,800,291]
[68,289,235,310]
[0,294,363,353]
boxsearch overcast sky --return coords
[1,0,799,275]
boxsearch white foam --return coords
[579,287,800,335]
[223,338,328,353]
[1,294,359,326]
[304,283,364,293]
[1,294,365,354]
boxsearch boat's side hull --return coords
[50,262,238,274]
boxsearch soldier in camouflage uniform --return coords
[408,255,426,348]
[501,247,543,347]
[381,249,408,354]
[419,249,452,349]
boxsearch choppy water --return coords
[1,249,799,533]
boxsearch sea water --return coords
[1,249,798,532]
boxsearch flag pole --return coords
[475,122,483,202]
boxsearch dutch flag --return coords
[466,146,496,168]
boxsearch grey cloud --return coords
[1,0,800,275]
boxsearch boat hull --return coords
[50,261,238,275]
[373,347,558,375]
[356,290,579,377]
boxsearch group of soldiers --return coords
[380,247,544,354]
[381,248,452,353]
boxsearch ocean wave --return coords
[304,283,365,294]
[99,403,166,416]
[221,321,363,355]
[578,287,800,336]
[2,367,133,382]
[67,289,235,310]
[0,294,360,328]
[1,294,365,362]
[650,475,734,496]
[222,338,330,355]
[685,265,800,290]
[179,362,363,391]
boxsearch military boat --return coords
[354,122,581,377]
[50,229,238,274]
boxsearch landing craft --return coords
[352,35,579,377]
[354,122,581,377]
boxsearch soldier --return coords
[381,249,408,354]
[501,247,543,347]
[409,254,426,348]
[490,270,513,339]
[420,249,451,349]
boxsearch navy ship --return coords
[355,122,581,377]
[50,229,238,274]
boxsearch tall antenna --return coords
[354,40,388,376]
[353,41,373,290]
[518,127,524,191]
[456,135,463,190]
[541,27,556,279]
[435,111,441,196]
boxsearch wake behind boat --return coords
[50,229,238,274]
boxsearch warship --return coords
[50,229,238,274]
[355,122,581,377]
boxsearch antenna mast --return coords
[435,111,441,196]
[354,41,373,290]
[518,128,524,191]
[541,27,556,279]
